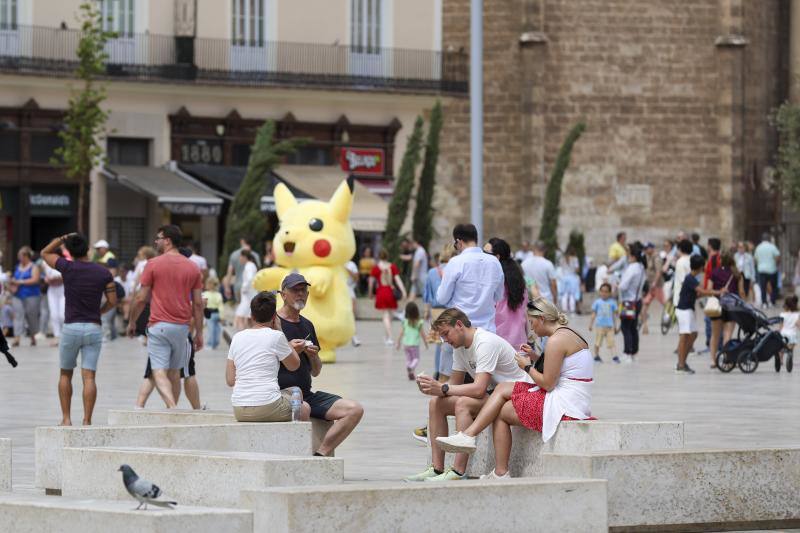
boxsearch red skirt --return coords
[510,381,595,432]
[374,285,397,310]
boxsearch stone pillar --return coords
[791,0,800,102]
[89,167,106,243]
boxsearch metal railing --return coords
[0,25,468,93]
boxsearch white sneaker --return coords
[384,338,394,346]
[621,354,634,364]
[435,431,477,454]
[351,336,361,347]
[480,469,511,480]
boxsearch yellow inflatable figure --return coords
[252,177,356,363]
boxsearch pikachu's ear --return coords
[274,183,298,219]
[329,175,354,223]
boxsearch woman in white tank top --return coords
[435,297,594,479]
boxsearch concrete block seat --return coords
[36,422,312,491]
[0,439,10,492]
[107,409,334,454]
[444,417,684,477]
[241,477,608,533]
[0,492,252,533]
[62,446,343,508]
[543,446,800,531]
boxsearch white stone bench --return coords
[542,447,800,530]
[240,478,608,533]
[0,439,10,492]
[107,408,335,454]
[62,446,343,508]
[444,417,684,477]
[0,492,252,533]
[36,422,312,492]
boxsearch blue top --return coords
[436,246,504,332]
[592,298,618,329]
[423,266,445,307]
[14,264,41,299]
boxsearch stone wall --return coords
[436,0,787,260]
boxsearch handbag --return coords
[703,274,733,317]
[620,300,637,320]
[392,286,403,301]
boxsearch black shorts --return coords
[144,334,195,378]
[135,304,150,337]
[306,390,341,420]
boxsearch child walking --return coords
[396,302,428,380]
[202,277,224,350]
[780,295,798,369]
[588,283,619,363]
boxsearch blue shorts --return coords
[147,322,190,370]
[59,322,103,371]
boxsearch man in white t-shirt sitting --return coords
[406,307,534,482]
[225,291,307,422]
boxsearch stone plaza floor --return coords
[2,308,799,491]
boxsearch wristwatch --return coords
[524,364,533,374]
[441,383,449,397]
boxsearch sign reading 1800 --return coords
[180,139,223,165]
[340,147,384,175]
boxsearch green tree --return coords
[538,122,586,262]
[772,102,800,209]
[51,2,116,233]
[383,116,425,263]
[567,229,586,271]
[412,101,443,250]
[219,120,303,272]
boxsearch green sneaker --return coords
[424,467,465,482]
[405,465,440,482]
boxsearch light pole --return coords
[470,0,483,241]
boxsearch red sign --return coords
[340,147,385,175]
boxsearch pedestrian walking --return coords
[618,242,646,362]
[521,241,558,304]
[396,301,428,380]
[234,250,258,331]
[754,233,781,308]
[735,241,756,302]
[41,233,116,426]
[9,246,41,347]
[42,256,65,346]
[202,277,223,350]
[369,249,406,344]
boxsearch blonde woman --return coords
[436,297,594,479]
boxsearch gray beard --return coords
[292,301,306,311]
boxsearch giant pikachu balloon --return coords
[252,176,356,363]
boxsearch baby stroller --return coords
[715,294,791,373]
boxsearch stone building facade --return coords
[434,0,789,260]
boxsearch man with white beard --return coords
[276,273,364,456]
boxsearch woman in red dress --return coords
[369,249,407,345]
[435,297,594,479]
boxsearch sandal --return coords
[709,364,718,369]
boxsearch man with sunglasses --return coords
[128,225,204,408]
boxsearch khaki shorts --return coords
[594,327,615,349]
[233,389,293,422]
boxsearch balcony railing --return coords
[0,25,468,94]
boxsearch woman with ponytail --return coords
[484,238,528,348]
[435,297,594,479]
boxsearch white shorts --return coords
[676,308,697,335]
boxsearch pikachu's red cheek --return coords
[313,239,331,258]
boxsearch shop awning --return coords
[270,165,388,232]
[104,163,224,216]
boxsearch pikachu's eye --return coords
[309,218,324,232]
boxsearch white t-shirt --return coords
[227,327,293,407]
[672,255,691,306]
[452,328,534,386]
[189,254,208,272]
[521,256,557,301]
[345,261,358,290]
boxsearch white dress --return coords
[235,261,258,318]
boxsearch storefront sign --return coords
[160,202,221,216]
[29,193,70,207]
[180,139,224,165]
[340,147,384,175]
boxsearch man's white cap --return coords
[93,239,110,249]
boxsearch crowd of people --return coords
[9,219,798,479]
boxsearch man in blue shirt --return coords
[754,233,781,308]
[436,224,504,332]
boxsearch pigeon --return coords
[0,329,16,368]
[118,464,177,510]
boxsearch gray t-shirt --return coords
[413,246,428,277]
[521,255,556,301]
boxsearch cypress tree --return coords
[220,121,302,271]
[538,122,586,262]
[383,116,425,263]
[412,101,443,250]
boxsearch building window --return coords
[30,134,62,163]
[107,137,150,166]
[100,0,135,38]
[0,132,19,161]
[232,0,264,47]
[351,0,381,54]
[232,143,251,166]
[286,146,333,166]
[0,0,17,30]
[107,216,145,264]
